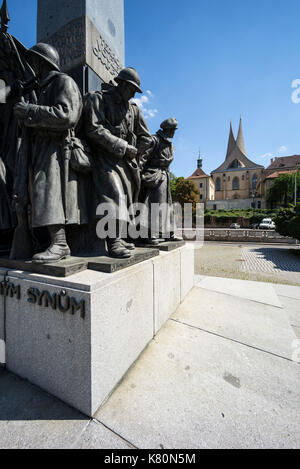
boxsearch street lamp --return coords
[251,191,257,209]
[295,164,300,206]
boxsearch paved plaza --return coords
[0,274,299,449]
[195,243,300,286]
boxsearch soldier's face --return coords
[119,82,137,102]
[29,54,43,78]
[164,128,177,139]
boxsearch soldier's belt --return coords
[32,129,64,141]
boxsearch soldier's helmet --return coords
[115,67,143,93]
[160,118,179,131]
[28,43,61,72]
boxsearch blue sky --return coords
[5,0,300,177]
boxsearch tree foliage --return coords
[274,204,300,241]
[172,177,200,210]
[267,173,300,208]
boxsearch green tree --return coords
[169,172,178,200]
[267,173,300,208]
[172,177,200,210]
[274,205,300,241]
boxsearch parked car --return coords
[251,223,259,229]
[230,223,241,230]
[259,218,276,230]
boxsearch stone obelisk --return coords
[37,0,125,92]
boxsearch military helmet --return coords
[28,43,61,71]
[115,67,143,93]
[160,118,178,131]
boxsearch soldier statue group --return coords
[1,31,181,262]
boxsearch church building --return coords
[187,153,215,203]
[206,119,265,210]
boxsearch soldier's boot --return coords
[107,238,131,259]
[166,232,183,242]
[32,225,71,264]
[121,239,135,251]
[144,237,159,246]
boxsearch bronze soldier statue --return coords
[140,118,182,245]
[13,43,83,263]
[83,67,152,259]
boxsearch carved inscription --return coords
[27,288,86,319]
[93,34,122,76]
[0,280,21,299]
[0,281,85,319]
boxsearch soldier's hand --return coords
[14,102,29,119]
[125,145,138,161]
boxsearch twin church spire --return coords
[226,117,246,160]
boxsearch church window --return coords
[229,159,242,169]
[252,174,258,189]
[216,178,221,191]
[200,183,203,188]
[233,177,239,190]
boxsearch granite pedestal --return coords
[1,245,194,416]
[0,247,159,277]
[37,0,125,92]
[0,269,5,366]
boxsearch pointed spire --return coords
[0,0,10,33]
[197,149,203,169]
[226,121,236,160]
[236,116,246,156]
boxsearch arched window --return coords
[232,177,239,190]
[252,174,258,189]
[216,177,221,191]
[229,159,243,169]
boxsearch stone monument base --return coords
[0,248,160,277]
[136,240,186,252]
[1,245,194,416]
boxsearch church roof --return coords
[212,119,264,174]
[225,122,236,160]
[188,168,209,179]
[236,118,246,155]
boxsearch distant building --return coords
[186,120,300,211]
[264,155,300,193]
[207,119,265,210]
[187,153,215,204]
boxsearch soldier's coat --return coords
[83,86,152,227]
[23,71,83,228]
[140,130,175,235]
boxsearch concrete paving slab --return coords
[0,369,89,449]
[173,288,296,360]
[279,296,300,328]
[96,320,300,449]
[195,275,282,308]
[74,420,134,449]
[275,284,300,300]
[292,326,300,339]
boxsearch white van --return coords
[259,218,276,230]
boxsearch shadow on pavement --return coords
[0,368,88,422]
[250,248,300,273]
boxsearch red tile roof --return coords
[188,168,209,179]
[266,155,300,170]
[265,169,297,180]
